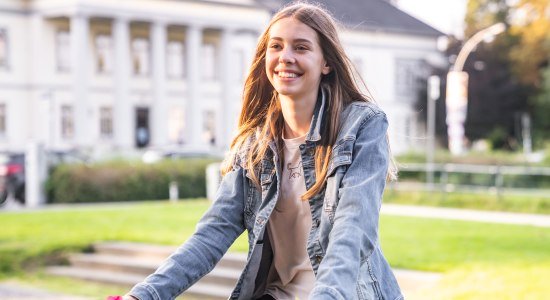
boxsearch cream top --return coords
[265,134,315,299]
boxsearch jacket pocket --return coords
[323,137,354,223]
[356,279,382,300]
[326,136,355,178]
[323,169,342,224]
[260,170,274,188]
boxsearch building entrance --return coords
[135,107,150,148]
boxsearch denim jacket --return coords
[129,89,403,300]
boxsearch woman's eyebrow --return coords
[269,37,314,45]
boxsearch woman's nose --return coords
[279,48,295,64]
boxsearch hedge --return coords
[45,159,219,203]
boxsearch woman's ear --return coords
[322,62,331,75]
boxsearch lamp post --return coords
[446,23,506,155]
[427,75,440,190]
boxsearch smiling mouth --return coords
[276,71,301,78]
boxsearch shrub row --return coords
[45,159,219,203]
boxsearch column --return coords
[218,28,232,150]
[70,13,90,148]
[29,13,46,143]
[185,24,202,148]
[152,21,168,147]
[113,17,133,149]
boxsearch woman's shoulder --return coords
[341,101,387,126]
[233,128,266,167]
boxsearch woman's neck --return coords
[278,91,318,139]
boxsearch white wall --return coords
[342,30,444,153]
[0,0,444,155]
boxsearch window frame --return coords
[99,106,113,139]
[0,28,9,70]
[95,33,113,75]
[201,42,217,81]
[60,105,74,140]
[131,37,151,76]
[166,40,185,79]
[0,103,6,138]
[56,30,71,73]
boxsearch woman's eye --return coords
[296,45,309,51]
[270,44,281,49]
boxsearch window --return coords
[202,43,217,80]
[167,41,185,78]
[61,105,74,139]
[0,29,8,69]
[96,34,113,74]
[56,30,71,72]
[0,104,6,136]
[132,38,150,75]
[168,107,185,144]
[99,106,113,138]
[395,58,422,97]
[202,110,216,145]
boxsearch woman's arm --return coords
[127,166,247,300]
[311,112,390,299]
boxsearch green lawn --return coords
[1,200,549,299]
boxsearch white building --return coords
[0,0,444,157]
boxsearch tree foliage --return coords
[461,0,530,149]
[533,66,550,144]
[464,0,509,37]
[509,0,550,87]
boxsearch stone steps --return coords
[46,241,442,299]
[46,242,246,300]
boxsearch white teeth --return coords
[278,71,298,78]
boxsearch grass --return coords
[0,199,549,299]
[0,200,247,276]
[410,263,549,300]
[384,189,550,214]
[381,215,550,271]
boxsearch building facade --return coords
[0,0,444,157]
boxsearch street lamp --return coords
[446,23,506,155]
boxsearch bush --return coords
[487,127,517,150]
[45,159,219,203]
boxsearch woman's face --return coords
[265,17,330,101]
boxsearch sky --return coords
[396,0,468,37]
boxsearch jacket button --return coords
[313,219,320,228]
[299,144,305,150]
[316,255,323,263]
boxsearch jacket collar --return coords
[305,85,327,142]
[267,85,327,153]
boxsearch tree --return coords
[508,0,550,145]
[464,0,509,37]
[461,0,531,149]
[532,66,550,145]
[509,0,550,87]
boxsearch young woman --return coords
[123,2,402,299]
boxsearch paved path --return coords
[0,282,90,300]
[381,203,550,227]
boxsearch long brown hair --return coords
[222,1,395,199]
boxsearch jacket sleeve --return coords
[128,165,247,300]
[310,112,390,299]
